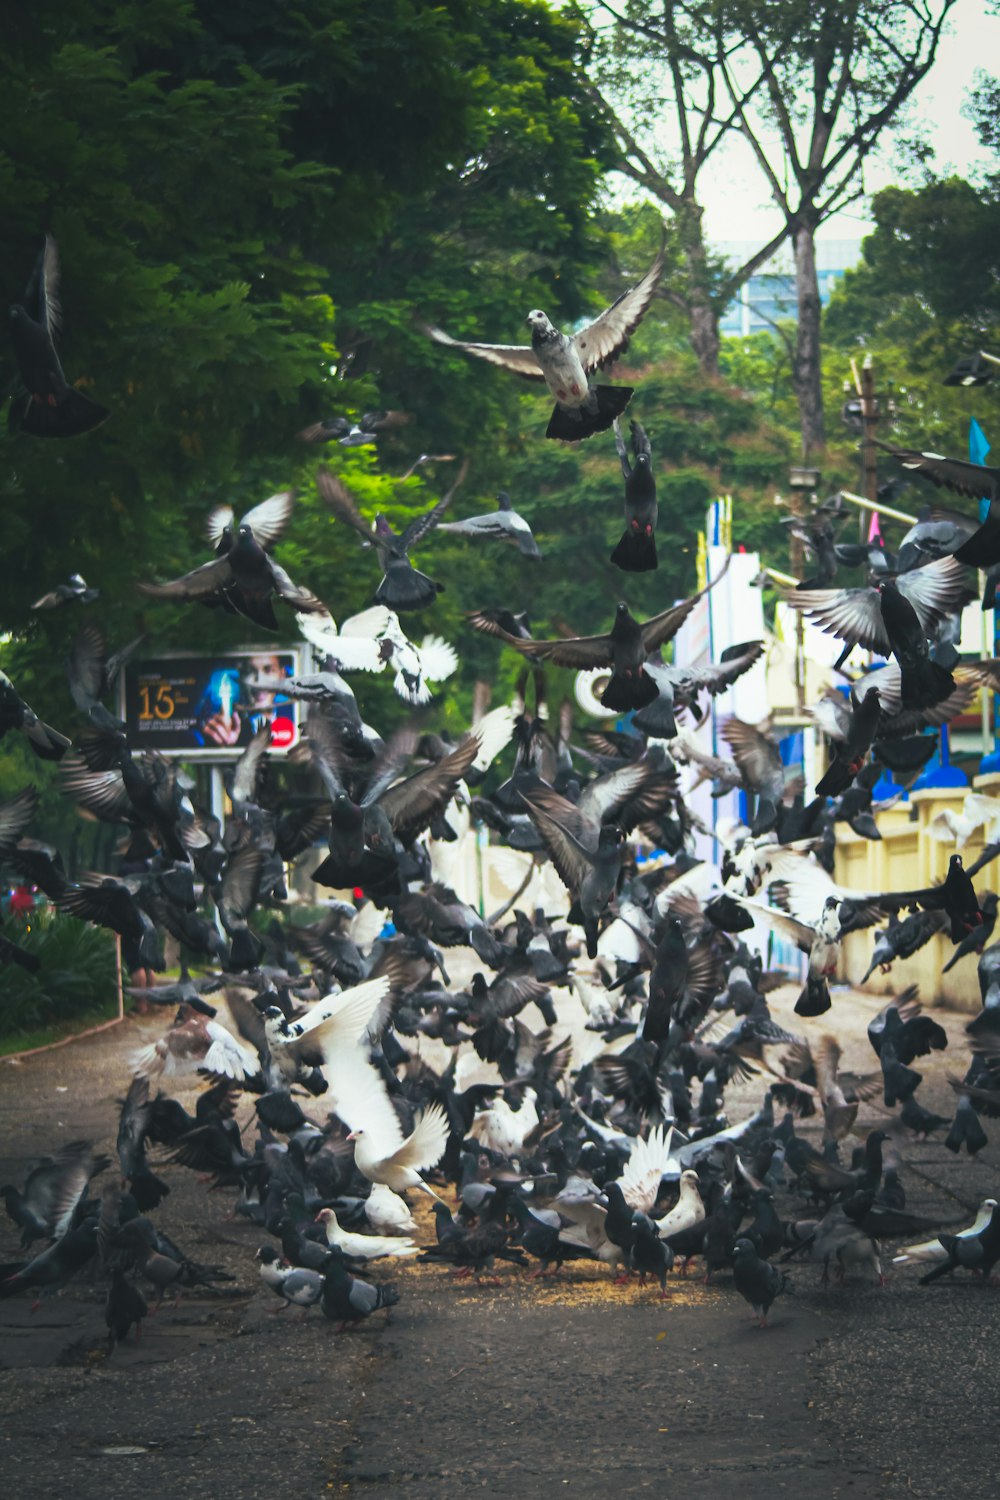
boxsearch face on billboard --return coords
[125,652,300,754]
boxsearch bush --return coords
[0,911,119,1038]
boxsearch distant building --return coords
[716,238,863,337]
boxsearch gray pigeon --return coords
[422,240,665,441]
[438,492,540,558]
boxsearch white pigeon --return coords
[892,1198,998,1266]
[469,1089,539,1157]
[364,1182,418,1237]
[336,1064,450,1202]
[557,1126,679,1272]
[928,792,1000,849]
[294,605,390,674]
[381,616,458,705]
[314,1208,418,1261]
[653,1169,705,1242]
[302,603,457,705]
[261,976,391,1087]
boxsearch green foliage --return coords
[824,170,1000,454]
[0,912,119,1038]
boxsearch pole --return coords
[838,490,917,526]
[860,356,879,541]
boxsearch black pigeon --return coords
[885,854,986,943]
[860,909,947,983]
[0,669,71,762]
[55,877,161,970]
[66,622,141,732]
[116,1078,171,1212]
[784,558,974,710]
[610,417,657,572]
[2,1140,102,1248]
[867,989,948,1065]
[627,1210,673,1296]
[139,491,323,629]
[105,1268,148,1345]
[919,1202,1000,1285]
[524,805,625,959]
[32,572,99,609]
[731,1237,791,1327]
[816,688,882,797]
[942,893,999,972]
[471,596,701,713]
[319,466,463,612]
[8,235,109,437]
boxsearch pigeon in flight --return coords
[298,409,411,445]
[422,239,665,441]
[32,573,99,610]
[318,464,466,611]
[8,235,110,438]
[0,670,71,762]
[470,595,700,713]
[138,490,323,629]
[438,492,541,558]
[610,418,657,571]
[783,556,975,709]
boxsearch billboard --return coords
[123,650,302,756]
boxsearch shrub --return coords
[0,911,119,1038]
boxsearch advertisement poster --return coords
[123,651,301,755]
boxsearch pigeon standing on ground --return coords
[732,1236,791,1327]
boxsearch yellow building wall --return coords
[835,781,999,1013]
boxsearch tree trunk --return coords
[678,201,720,377]
[688,292,720,377]
[791,218,825,457]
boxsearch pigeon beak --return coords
[345,1131,359,1142]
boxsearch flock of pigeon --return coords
[3,233,1000,1351]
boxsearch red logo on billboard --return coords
[270,716,297,749]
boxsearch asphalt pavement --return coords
[1,981,998,1500]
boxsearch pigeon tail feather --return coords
[545,386,633,442]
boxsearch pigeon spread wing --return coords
[896,555,975,630]
[25,234,62,338]
[387,1103,449,1172]
[783,586,890,653]
[572,242,666,374]
[202,1021,259,1081]
[421,326,546,380]
[618,1124,675,1213]
[639,597,701,652]
[287,976,391,1062]
[316,469,377,540]
[878,443,1000,504]
[239,490,296,548]
[522,801,594,896]
[377,735,480,842]
[138,556,233,600]
[473,621,616,670]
